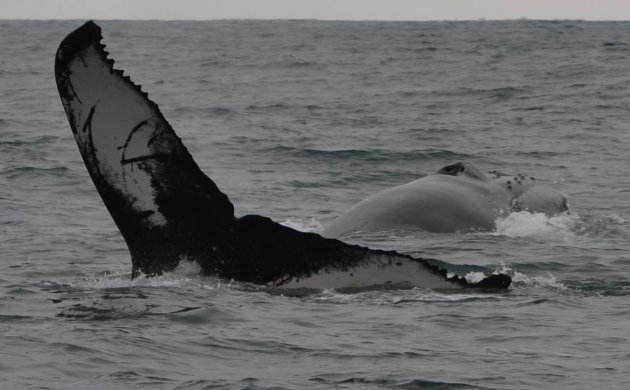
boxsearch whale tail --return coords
[55,21,510,290]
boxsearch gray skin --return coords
[323,162,568,238]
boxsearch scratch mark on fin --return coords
[121,153,173,165]
[77,53,87,67]
[119,119,150,152]
[82,105,96,133]
[147,131,162,146]
[62,74,82,104]
[82,103,103,178]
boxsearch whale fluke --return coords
[55,21,510,290]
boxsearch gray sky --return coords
[3,0,630,20]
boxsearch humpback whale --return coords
[55,21,510,290]
[323,162,569,237]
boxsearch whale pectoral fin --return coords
[55,21,235,275]
[219,215,510,290]
[217,215,378,284]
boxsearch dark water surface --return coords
[1,20,629,389]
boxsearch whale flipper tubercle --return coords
[55,21,510,290]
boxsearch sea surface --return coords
[1,19,630,389]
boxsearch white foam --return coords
[70,261,233,291]
[279,218,324,233]
[511,271,567,290]
[606,214,626,224]
[309,287,496,304]
[493,261,567,290]
[494,211,577,239]
[463,271,489,284]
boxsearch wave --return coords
[312,376,491,389]
[306,287,504,305]
[69,261,234,291]
[0,134,63,147]
[432,85,530,101]
[265,146,471,163]
[0,165,74,179]
[279,218,324,233]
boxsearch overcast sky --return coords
[3,0,630,20]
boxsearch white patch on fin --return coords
[280,255,460,290]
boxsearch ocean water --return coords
[1,19,630,389]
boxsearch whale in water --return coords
[54,21,510,290]
[323,161,568,238]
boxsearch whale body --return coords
[54,21,511,290]
[323,162,568,238]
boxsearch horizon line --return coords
[2,17,630,22]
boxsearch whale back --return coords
[324,162,511,236]
[437,161,489,181]
[324,161,569,237]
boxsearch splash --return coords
[308,287,500,304]
[70,261,235,291]
[494,211,577,239]
[494,262,567,290]
[279,218,324,232]
[462,271,489,284]
[511,271,567,290]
